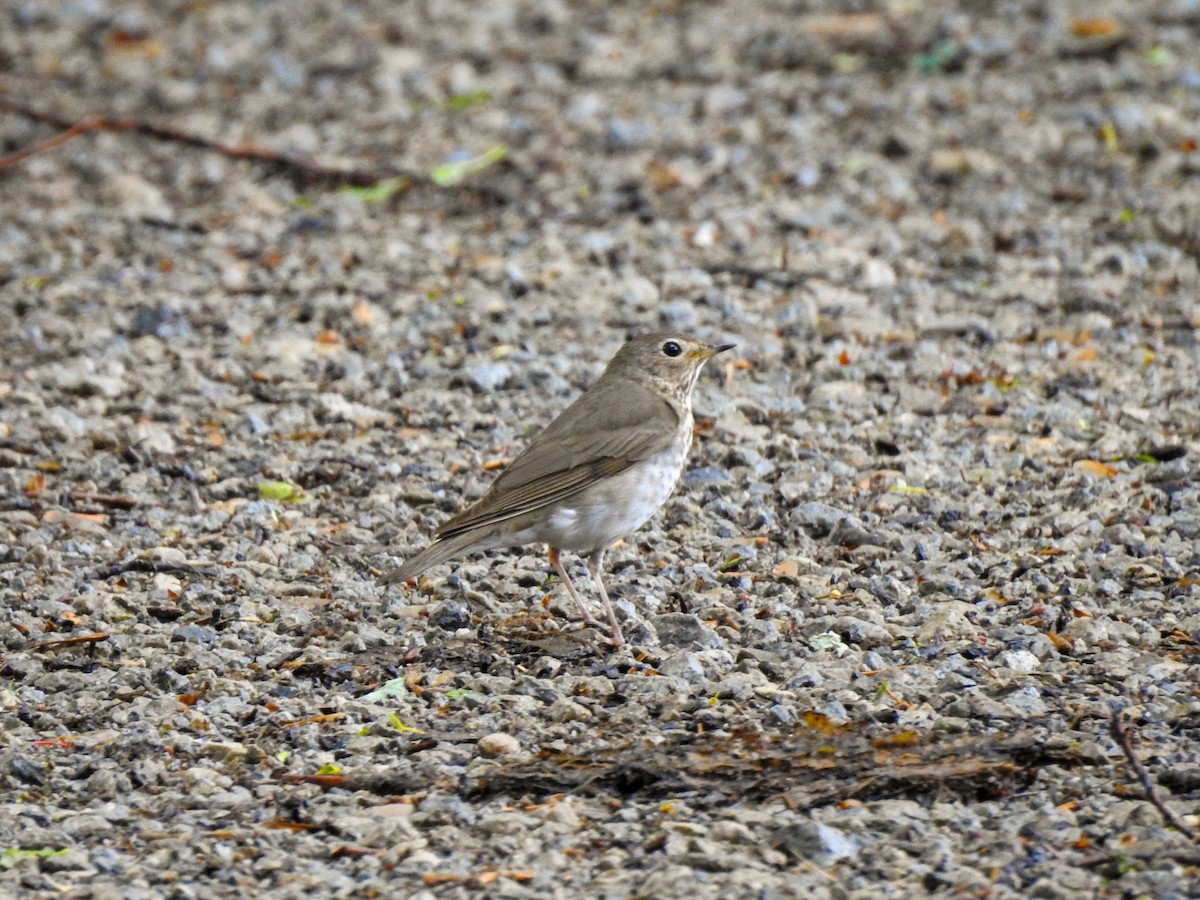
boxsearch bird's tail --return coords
[377,531,483,585]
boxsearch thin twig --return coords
[68,492,138,510]
[1109,708,1197,840]
[29,632,108,652]
[0,115,102,169]
[701,262,810,288]
[0,99,413,187]
[91,558,214,579]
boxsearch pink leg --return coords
[587,548,625,648]
[549,547,594,625]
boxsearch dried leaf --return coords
[805,13,886,38]
[24,472,45,497]
[646,160,683,193]
[1071,18,1120,38]
[104,29,164,57]
[1073,459,1118,478]
[261,819,316,831]
[773,560,799,578]
[872,730,921,748]
[282,713,345,728]
[1045,632,1074,651]
[800,710,844,736]
[41,509,109,528]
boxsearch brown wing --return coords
[435,378,681,539]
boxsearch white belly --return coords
[529,437,690,553]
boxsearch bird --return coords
[380,332,735,647]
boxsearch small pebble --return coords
[477,733,521,758]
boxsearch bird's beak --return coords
[703,342,736,358]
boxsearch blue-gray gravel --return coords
[2,0,1199,897]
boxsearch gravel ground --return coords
[2,1,1200,897]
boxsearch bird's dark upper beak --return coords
[708,342,736,356]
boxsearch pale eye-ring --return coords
[662,340,682,357]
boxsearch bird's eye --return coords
[662,341,682,357]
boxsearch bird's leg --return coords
[549,547,595,625]
[587,548,625,648]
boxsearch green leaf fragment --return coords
[913,41,960,73]
[430,145,507,187]
[446,90,491,110]
[387,713,425,735]
[1145,46,1174,66]
[360,677,408,704]
[0,849,69,870]
[257,481,305,502]
[1100,120,1119,152]
[809,632,850,656]
[833,53,865,73]
[341,177,411,203]
[315,763,341,775]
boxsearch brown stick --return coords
[0,99,415,187]
[68,492,138,510]
[0,115,103,169]
[1110,709,1197,840]
[29,632,108,651]
[91,558,213,579]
